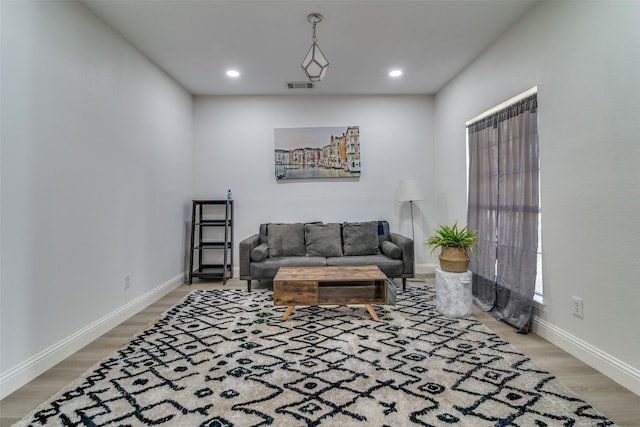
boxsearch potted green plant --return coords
[425,221,478,272]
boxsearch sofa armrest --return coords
[390,232,414,276]
[239,234,260,278]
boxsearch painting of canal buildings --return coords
[274,126,360,180]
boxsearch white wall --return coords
[434,1,640,393]
[0,1,193,397]
[193,96,437,271]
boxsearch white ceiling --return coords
[81,0,538,96]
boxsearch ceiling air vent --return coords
[286,81,315,89]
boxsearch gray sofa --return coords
[239,220,414,291]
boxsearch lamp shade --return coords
[302,42,329,82]
[396,179,424,202]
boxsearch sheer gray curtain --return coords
[467,94,539,333]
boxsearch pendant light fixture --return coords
[301,13,329,82]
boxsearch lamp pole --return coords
[396,179,423,244]
[409,200,416,242]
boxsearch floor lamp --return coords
[396,179,424,242]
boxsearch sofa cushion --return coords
[377,221,391,244]
[305,223,343,257]
[343,221,380,256]
[250,256,327,279]
[250,243,270,262]
[267,223,306,257]
[259,223,270,245]
[381,240,402,259]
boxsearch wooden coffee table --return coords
[273,265,388,321]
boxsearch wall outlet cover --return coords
[572,296,583,318]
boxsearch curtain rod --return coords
[465,86,537,127]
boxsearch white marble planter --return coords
[435,268,472,318]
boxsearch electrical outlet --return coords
[572,296,583,318]
[124,274,131,290]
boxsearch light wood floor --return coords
[1,278,639,426]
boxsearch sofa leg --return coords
[402,278,407,291]
[247,280,252,292]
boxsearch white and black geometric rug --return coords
[15,287,616,426]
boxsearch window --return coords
[466,137,544,299]
[536,205,543,299]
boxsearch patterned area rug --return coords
[16,287,616,426]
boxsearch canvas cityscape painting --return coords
[274,126,360,180]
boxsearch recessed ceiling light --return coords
[226,70,240,78]
[389,69,403,77]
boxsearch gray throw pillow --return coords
[381,240,402,259]
[305,223,343,257]
[343,221,380,256]
[250,243,269,261]
[267,223,306,257]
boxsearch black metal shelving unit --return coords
[188,199,233,284]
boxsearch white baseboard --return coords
[416,263,438,275]
[0,273,184,400]
[531,315,640,396]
